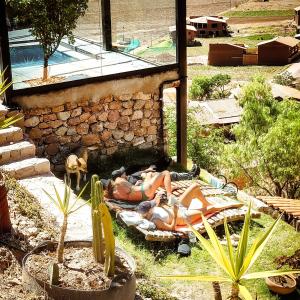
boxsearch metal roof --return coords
[169,25,197,32]
[258,36,300,47]
[190,16,227,24]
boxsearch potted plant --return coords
[159,204,300,300]
[265,274,297,295]
[22,175,136,300]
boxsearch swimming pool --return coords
[10,44,79,68]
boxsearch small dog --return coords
[65,147,88,191]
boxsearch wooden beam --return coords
[101,0,112,51]
[0,0,13,105]
[176,0,187,167]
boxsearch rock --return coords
[122,101,133,109]
[109,101,122,110]
[25,227,39,237]
[112,130,124,140]
[119,94,132,101]
[29,128,42,139]
[38,122,49,129]
[133,137,145,146]
[28,108,51,115]
[148,126,157,135]
[68,117,81,126]
[24,116,39,127]
[133,92,151,100]
[131,110,143,120]
[124,131,134,142]
[106,146,118,155]
[104,122,117,130]
[71,107,82,117]
[133,100,146,110]
[141,119,151,127]
[55,126,68,136]
[98,112,108,122]
[144,110,152,118]
[118,116,130,125]
[100,130,112,141]
[91,104,102,113]
[81,134,100,146]
[153,102,161,109]
[71,135,81,143]
[65,102,77,110]
[146,135,157,142]
[46,144,59,155]
[43,114,57,122]
[42,128,53,136]
[144,100,154,109]
[121,108,132,116]
[76,123,89,135]
[88,114,97,124]
[52,105,65,113]
[57,111,70,121]
[103,95,113,103]
[79,112,91,122]
[67,127,77,136]
[108,111,120,122]
[91,123,103,133]
[118,123,129,131]
[134,128,146,137]
[45,134,58,144]
[49,120,63,129]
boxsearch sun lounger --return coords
[105,179,261,242]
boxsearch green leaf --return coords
[235,203,251,275]
[238,284,253,300]
[158,275,231,282]
[224,217,236,276]
[239,213,282,277]
[243,269,300,280]
[201,215,236,279]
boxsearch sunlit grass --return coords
[223,10,294,18]
[115,214,300,299]
[188,65,288,81]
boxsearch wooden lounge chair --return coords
[105,179,261,242]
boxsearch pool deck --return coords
[9,29,156,89]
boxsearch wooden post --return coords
[176,0,187,167]
[0,0,13,106]
[101,0,112,51]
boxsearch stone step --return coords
[0,140,36,164]
[0,104,8,119]
[0,127,23,145]
[0,157,51,179]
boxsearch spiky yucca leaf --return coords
[0,114,23,130]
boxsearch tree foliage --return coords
[189,74,231,100]
[273,71,295,87]
[225,76,300,198]
[10,0,88,80]
[164,106,224,173]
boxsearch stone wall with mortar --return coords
[12,71,178,172]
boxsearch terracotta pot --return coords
[22,240,136,300]
[265,275,296,295]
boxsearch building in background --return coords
[189,16,229,38]
[169,24,197,46]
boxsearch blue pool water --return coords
[10,45,78,68]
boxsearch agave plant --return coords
[159,204,300,300]
[0,68,12,97]
[43,178,89,263]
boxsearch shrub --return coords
[189,74,231,100]
[273,71,295,87]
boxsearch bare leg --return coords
[179,183,211,208]
[83,173,87,182]
[76,171,80,191]
[144,171,172,198]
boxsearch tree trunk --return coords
[43,56,49,81]
[0,174,11,233]
[230,283,239,300]
[212,281,222,300]
[57,214,67,263]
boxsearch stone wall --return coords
[21,92,163,172]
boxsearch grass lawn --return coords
[188,64,287,81]
[116,213,300,300]
[223,10,294,18]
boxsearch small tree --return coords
[224,76,300,198]
[164,106,224,173]
[189,74,231,100]
[11,0,88,80]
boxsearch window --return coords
[4,0,177,91]
[211,23,218,28]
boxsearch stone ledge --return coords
[0,127,23,145]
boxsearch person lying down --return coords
[135,183,243,231]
